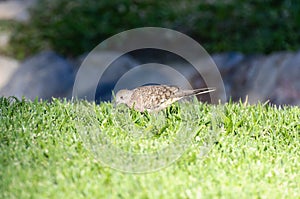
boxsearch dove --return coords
[115,85,215,112]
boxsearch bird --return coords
[115,85,215,112]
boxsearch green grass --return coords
[0,97,299,198]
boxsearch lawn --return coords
[0,97,299,198]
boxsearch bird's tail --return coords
[192,87,216,95]
[176,87,216,97]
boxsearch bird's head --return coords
[115,89,133,105]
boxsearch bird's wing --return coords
[134,85,180,110]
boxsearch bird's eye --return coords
[120,96,124,99]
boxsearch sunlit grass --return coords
[0,97,299,198]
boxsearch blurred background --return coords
[0,0,299,105]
